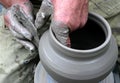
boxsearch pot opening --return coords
[70,18,106,50]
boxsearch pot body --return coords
[38,12,118,83]
[34,62,114,83]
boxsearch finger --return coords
[50,20,70,47]
[13,6,39,48]
[15,38,35,52]
[19,0,34,21]
[35,0,53,29]
[9,25,25,39]
[6,8,33,40]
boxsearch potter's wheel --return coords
[34,62,114,83]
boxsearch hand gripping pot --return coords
[38,12,118,83]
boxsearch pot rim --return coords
[49,12,111,53]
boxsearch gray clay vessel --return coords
[34,62,114,83]
[38,12,118,83]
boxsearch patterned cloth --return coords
[0,5,39,83]
[89,0,120,18]
[89,0,120,73]
[0,15,38,83]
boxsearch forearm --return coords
[52,0,88,31]
[0,0,29,8]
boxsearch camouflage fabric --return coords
[0,11,39,83]
[89,0,120,73]
[89,0,120,18]
[0,2,46,83]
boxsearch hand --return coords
[51,0,88,47]
[35,0,53,29]
[35,0,88,47]
[3,0,36,51]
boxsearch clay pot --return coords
[38,12,118,83]
[34,62,114,83]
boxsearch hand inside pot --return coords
[35,0,89,47]
[51,0,89,47]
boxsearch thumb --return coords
[50,20,71,47]
[18,0,33,21]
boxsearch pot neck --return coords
[48,12,111,58]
